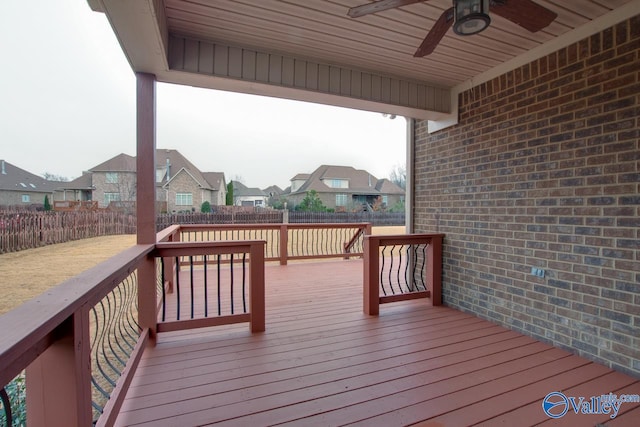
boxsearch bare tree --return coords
[42,172,70,182]
[389,164,406,190]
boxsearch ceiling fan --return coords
[347,0,557,57]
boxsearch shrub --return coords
[1,373,26,426]
[200,201,211,213]
[43,195,52,211]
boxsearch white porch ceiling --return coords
[90,0,638,122]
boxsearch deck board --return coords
[116,260,639,426]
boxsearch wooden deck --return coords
[116,260,640,426]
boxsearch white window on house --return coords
[22,194,30,203]
[104,192,120,205]
[176,193,193,206]
[328,179,348,189]
[106,172,118,183]
[255,199,264,206]
[382,195,388,205]
[336,194,347,206]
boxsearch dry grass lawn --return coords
[0,226,404,315]
[0,234,137,315]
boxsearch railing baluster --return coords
[379,246,387,296]
[242,253,247,313]
[161,257,166,322]
[90,307,110,407]
[189,256,194,319]
[411,245,421,289]
[388,245,396,295]
[217,254,221,316]
[397,245,404,293]
[175,256,181,321]
[204,255,208,317]
[419,244,427,290]
[230,254,235,315]
[1,386,13,427]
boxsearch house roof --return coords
[201,172,226,190]
[90,149,225,191]
[232,181,267,197]
[291,174,310,181]
[158,149,212,189]
[375,178,405,195]
[263,185,284,197]
[89,153,137,172]
[290,165,404,197]
[59,172,93,190]
[0,160,59,193]
[90,1,638,126]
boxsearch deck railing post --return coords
[249,242,266,332]
[427,235,443,306]
[363,236,380,315]
[279,224,288,265]
[26,309,92,427]
[136,72,157,343]
[164,227,180,293]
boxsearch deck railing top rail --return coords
[176,222,371,230]
[167,222,371,265]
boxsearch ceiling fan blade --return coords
[414,7,454,57]
[490,0,557,32]
[348,0,425,18]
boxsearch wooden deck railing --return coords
[0,244,154,426]
[0,226,268,426]
[160,223,371,265]
[0,222,372,426]
[363,234,445,315]
[155,240,266,333]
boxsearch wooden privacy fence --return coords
[0,212,136,254]
[0,210,404,255]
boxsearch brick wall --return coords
[92,171,137,207]
[414,16,639,376]
[165,169,210,213]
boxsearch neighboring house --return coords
[286,165,405,211]
[58,149,226,211]
[232,181,268,207]
[289,174,309,192]
[56,172,94,202]
[263,185,284,207]
[0,160,58,207]
[89,153,138,208]
[155,150,226,212]
[201,172,226,206]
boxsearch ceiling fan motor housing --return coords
[453,0,491,35]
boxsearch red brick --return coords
[413,16,639,377]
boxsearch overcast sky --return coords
[1,0,407,190]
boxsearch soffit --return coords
[92,0,638,120]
